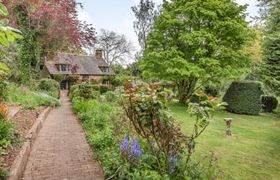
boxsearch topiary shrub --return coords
[38,79,60,99]
[223,81,263,115]
[261,96,278,113]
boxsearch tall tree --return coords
[97,29,134,65]
[259,0,280,94]
[132,0,158,52]
[3,0,96,82]
[141,0,253,103]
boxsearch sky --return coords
[78,0,259,51]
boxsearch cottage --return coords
[42,50,115,90]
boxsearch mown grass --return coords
[169,102,280,180]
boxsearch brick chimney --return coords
[95,49,103,59]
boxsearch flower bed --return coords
[71,82,223,179]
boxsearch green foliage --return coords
[38,78,60,98]
[69,84,100,100]
[223,81,264,115]
[5,83,60,109]
[111,74,133,87]
[122,81,222,178]
[19,29,41,82]
[141,0,253,103]
[0,117,18,163]
[0,2,22,83]
[259,1,280,95]
[71,84,219,179]
[104,91,118,103]
[261,95,278,113]
[99,85,109,94]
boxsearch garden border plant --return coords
[120,81,225,178]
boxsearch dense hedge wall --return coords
[223,81,263,115]
[261,96,278,113]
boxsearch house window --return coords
[60,64,67,71]
[99,66,109,73]
[102,79,110,85]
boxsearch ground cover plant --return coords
[4,83,60,109]
[169,102,280,179]
[0,103,19,178]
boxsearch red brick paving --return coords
[22,97,104,180]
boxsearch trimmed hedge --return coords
[38,79,60,98]
[261,96,278,113]
[223,81,263,115]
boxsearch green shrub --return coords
[104,91,117,102]
[0,118,16,155]
[261,96,278,113]
[69,84,100,100]
[99,85,109,94]
[38,78,60,98]
[223,81,264,115]
[91,84,100,91]
[0,81,8,99]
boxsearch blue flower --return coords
[169,154,177,174]
[120,135,130,152]
[130,138,142,159]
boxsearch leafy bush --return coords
[104,91,117,102]
[5,83,60,109]
[38,78,60,98]
[0,118,17,155]
[261,96,278,113]
[223,81,264,115]
[0,81,8,99]
[121,81,223,178]
[99,85,109,94]
[69,83,100,100]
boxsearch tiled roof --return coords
[45,53,115,75]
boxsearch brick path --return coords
[22,97,104,180]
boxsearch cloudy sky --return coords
[78,0,259,50]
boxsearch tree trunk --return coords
[177,78,198,104]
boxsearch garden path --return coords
[22,96,104,180]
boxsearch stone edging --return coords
[8,107,52,180]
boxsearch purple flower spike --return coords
[120,135,130,152]
[169,155,177,174]
[130,138,142,159]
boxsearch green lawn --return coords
[169,102,280,180]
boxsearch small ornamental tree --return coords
[223,81,264,115]
[121,81,224,176]
[141,0,253,104]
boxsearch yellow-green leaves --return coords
[0,3,8,16]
